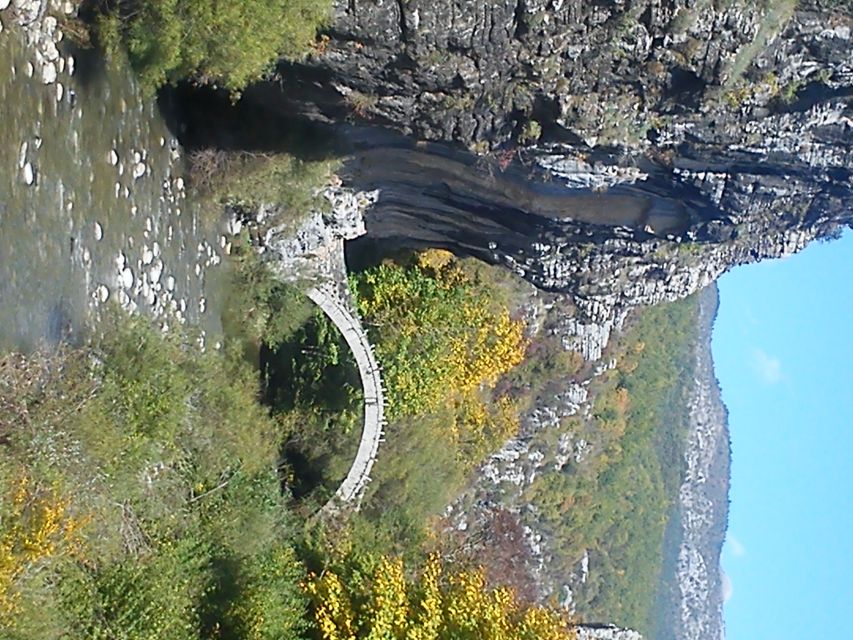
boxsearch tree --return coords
[303,554,577,640]
[97,0,331,92]
[351,250,527,420]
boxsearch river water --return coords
[0,7,231,352]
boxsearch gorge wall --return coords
[240,0,851,347]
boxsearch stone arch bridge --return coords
[262,186,385,513]
[306,237,386,514]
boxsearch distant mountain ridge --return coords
[664,285,731,640]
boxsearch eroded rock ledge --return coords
[237,0,852,353]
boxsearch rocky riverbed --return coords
[0,0,239,350]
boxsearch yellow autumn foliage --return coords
[0,473,86,624]
[304,554,577,640]
[351,251,527,422]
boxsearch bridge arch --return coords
[304,243,386,512]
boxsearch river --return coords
[0,5,231,352]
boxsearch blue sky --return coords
[713,231,853,639]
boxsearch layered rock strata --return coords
[241,0,852,340]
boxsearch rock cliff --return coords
[244,0,851,344]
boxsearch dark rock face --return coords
[261,0,851,335]
[233,3,849,637]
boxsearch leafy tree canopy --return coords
[304,554,578,640]
[96,0,331,92]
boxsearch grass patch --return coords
[725,0,798,89]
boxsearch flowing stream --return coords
[0,8,231,352]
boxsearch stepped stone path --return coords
[307,239,386,512]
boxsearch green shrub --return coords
[187,149,336,222]
[0,317,307,638]
[96,0,331,92]
[227,252,309,345]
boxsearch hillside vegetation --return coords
[0,318,307,639]
[523,296,699,633]
[0,296,582,639]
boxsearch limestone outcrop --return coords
[245,0,851,339]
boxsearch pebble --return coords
[120,267,133,289]
[199,297,206,313]
[22,162,35,186]
[43,16,58,35]
[55,82,63,102]
[130,205,138,216]
[42,62,57,84]
[94,222,103,241]
[108,149,118,165]
[67,56,75,76]
[25,62,33,78]
[165,275,175,291]
[18,142,27,169]
[96,285,110,303]
[152,242,161,258]
[34,136,42,150]
[82,248,91,264]
[141,247,154,265]
[133,162,146,179]
[149,260,163,285]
